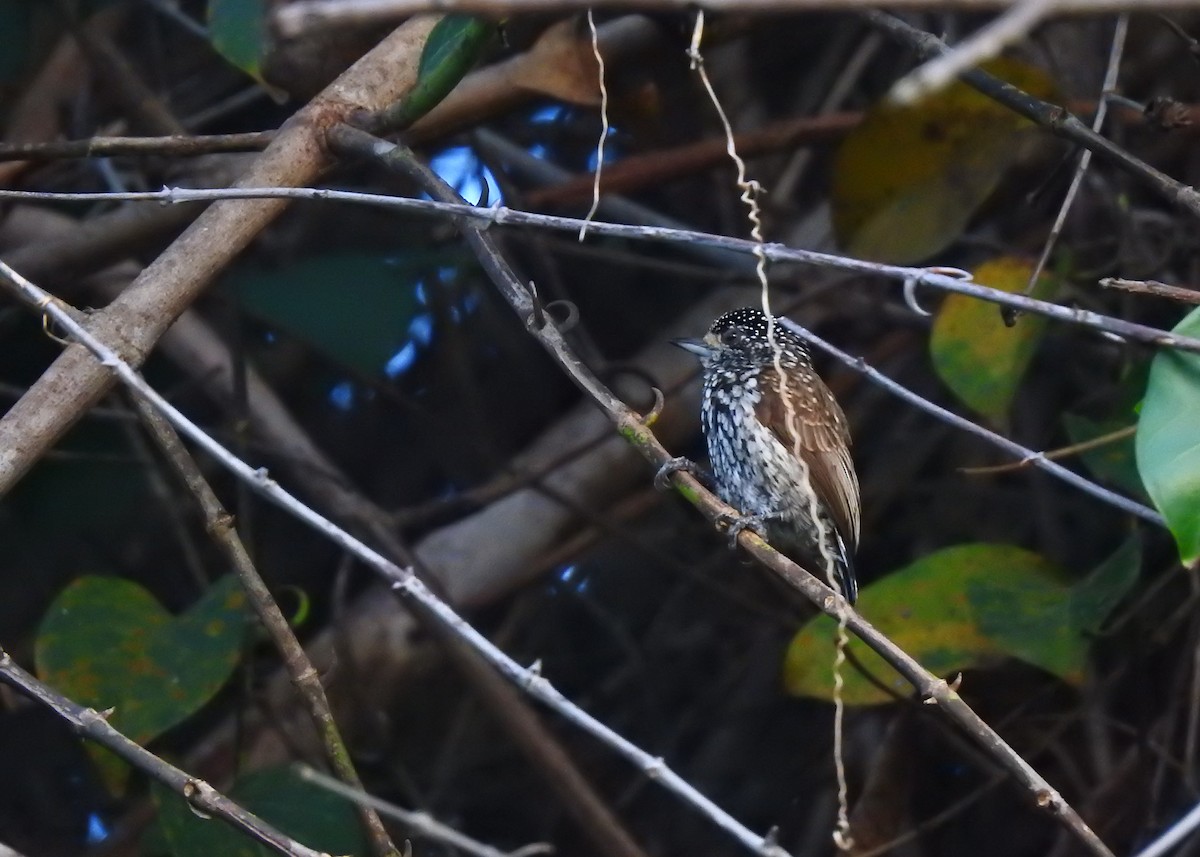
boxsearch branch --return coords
[0,651,326,857]
[128,398,399,857]
[0,258,793,857]
[0,185,1194,356]
[0,132,273,162]
[332,127,1116,857]
[276,0,1200,35]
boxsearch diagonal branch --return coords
[335,126,1116,857]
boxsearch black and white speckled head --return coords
[675,307,812,374]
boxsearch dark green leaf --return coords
[227,253,429,378]
[154,766,367,857]
[1068,536,1141,635]
[35,575,246,744]
[1062,414,1143,499]
[207,0,267,81]
[378,15,493,131]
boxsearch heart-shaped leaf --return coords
[1136,305,1200,566]
[36,575,246,745]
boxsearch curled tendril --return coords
[542,299,580,333]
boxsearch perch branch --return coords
[334,127,1115,857]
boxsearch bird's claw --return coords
[655,456,698,491]
[717,512,768,549]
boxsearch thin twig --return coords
[296,766,553,857]
[0,184,1194,355]
[336,128,1116,857]
[0,132,274,162]
[959,424,1135,476]
[890,0,1061,104]
[1018,14,1128,315]
[1100,277,1200,304]
[128,398,400,857]
[0,651,325,857]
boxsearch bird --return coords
[664,307,861,602]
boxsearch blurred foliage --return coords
[1063,413,1143,498]
[207,0,267,83]
[226,251,457,378]
[832,58,1056,263]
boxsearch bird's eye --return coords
[724,329,746,347]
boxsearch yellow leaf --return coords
[930,256,1056,424]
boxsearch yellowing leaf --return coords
[784,544,1074,706]
[832,58,1056,263]
[930,256,1056,424]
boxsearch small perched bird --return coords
[668,307,861,602]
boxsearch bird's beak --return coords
[671,337,716,360]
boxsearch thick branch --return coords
[0,14,441,499]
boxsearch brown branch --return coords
[0,132,274,163]
[127,398,398,857]
[341,124,1116,857]
[0,651,327,857]
[1099,277,1200,304]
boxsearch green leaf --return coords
[154,766,367,857]
[379,15,493,132]
[35,575,247,745]
[1062,414,1143,498]
[226,253,430,378]
[832,58,1056,263]
[1136,305,1200,565]
[784,544,1084,705]
[207,0,267,81]
[1068,536,1141,635]
[930,256,1056,423]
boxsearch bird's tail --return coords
[830,530,858,604]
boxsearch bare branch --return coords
[0,184,1194,355]
[277,0,1200,36]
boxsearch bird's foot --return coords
[717,512,769,549]
[655,456,701,491]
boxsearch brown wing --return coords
[757,366,860,547]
